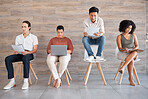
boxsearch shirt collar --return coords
[21,33,31,38]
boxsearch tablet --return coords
[87,27,99,36]
[12,44,25,54]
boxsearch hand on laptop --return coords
[13,51,19,54]
[67,50,71,54]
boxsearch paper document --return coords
[12,45,25,54]
[87,27,99,37]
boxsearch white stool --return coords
[83,45,106,85]
[114,47,140,85]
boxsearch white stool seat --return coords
[83,45,106,85]
[84,45,105,62]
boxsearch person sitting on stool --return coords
[4,21,38,90]
[82,7,106,62]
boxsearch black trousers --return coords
[5,54,34,79]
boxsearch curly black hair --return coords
[119,20,136,34]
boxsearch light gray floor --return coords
[0,73,148,99]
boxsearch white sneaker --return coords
[3,81,16,90]
[86,56,94,62]
[96,56,105,61]
[22,82,29,90]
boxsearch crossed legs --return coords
[119,51,137,86]
[46,54,71,88]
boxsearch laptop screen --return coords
[51,45,67,56]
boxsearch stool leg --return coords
[133,66,140,85]
[84,62,92,85]
[119,74,123,85]
[96,62,106,85]
[29,74,32,85]
[83,68,88,81]
[64,71,70,86]
[48,73,53,86]
[66,69,72,81]
[83,62,91,81]
[114,62,124,80]
[14,63,20,79]
[19,64,23,80]
[119,71,124,85]
[30,64,38,80]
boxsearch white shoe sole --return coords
[22,88,28,90]
[96,59,106,62]
[22,87,28,90]
[3,84,16,90]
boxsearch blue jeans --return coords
[5,54,34,79]
[82,36,106,56]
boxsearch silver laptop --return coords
[51,45,67,56]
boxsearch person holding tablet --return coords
[46,25,73,88]
[82,6,106,62]
[4,21,38,90]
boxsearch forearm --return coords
[132,45,139,50]
[27,49,37,54]
[119,48,127,52]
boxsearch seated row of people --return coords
[3,7,140,89]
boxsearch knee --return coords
[132,51,137,55]
[46,58,52,65]
[82,36,89,44]
[46,58,56,70]
[22,55,29,62]
[100,35,106,41]
[46,56,55,65]
[59,58,70,64]
[5,56,11,63]
[130,60,134,64]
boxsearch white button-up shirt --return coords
[15,33,38,51]
[83,17,105,33]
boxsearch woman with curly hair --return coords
[116,20,139,86]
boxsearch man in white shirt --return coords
[82,7,106,61]
[4,21,38,90]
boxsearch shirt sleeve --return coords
[33,36,38,45]
[83,20,88,32]
[67,38,74,54]
[15,36,19,45]
[46,39,52,54]
[99,18,105,33]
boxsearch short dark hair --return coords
[89,7,99,13]
[57,25,64,31]
[22,21,31,31]
[119,20,136,34]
